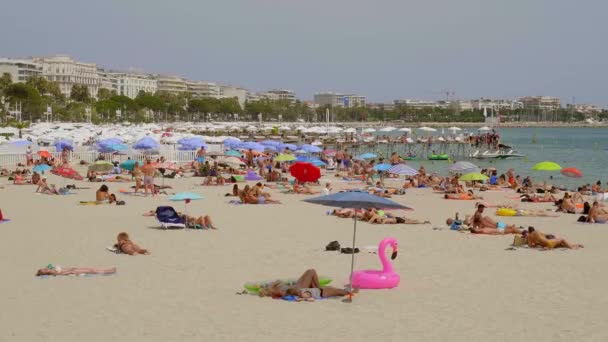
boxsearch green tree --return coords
[0,73,12,95]
[4,83,42,121]
[70,84,90,102]
[26,76,63,101]
[97,88,116,101]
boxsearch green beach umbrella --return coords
[275,154,296,162]
[88,160,114,172]
[459,172,489,182]
[531,161,562,171]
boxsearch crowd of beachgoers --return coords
[3,141,607,303]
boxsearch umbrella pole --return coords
[348,209,358,297]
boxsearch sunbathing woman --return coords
[369,214,430,225]
[294,182,320,195]
[181,213,217,229]
[36,266,117,276]
[258,269,350,301]
[444,190,482,200]
[117,232,149,255]
[225,184,239,197]
[557,193,577,213]
[523,227,583,249]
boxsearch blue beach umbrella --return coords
[120,159,139,171]
[356,152,377,160]
[33,164,51,173]
[280,143,298,151]
[303,191,411,293]
[373,163,391,172]
[169,192,203,215]
[239,141,265,152]
[387,164,419,176]
[9,140,32,147]
[225,150,242,157]
[54,140,73,152]
[447,161,479,173]
[300,144,323,153]
[133,137,160,151]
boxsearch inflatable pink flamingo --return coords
[351,237,400,289]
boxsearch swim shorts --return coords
[299,288,321,299]
[496,222,507,230]
[144,176,154,185]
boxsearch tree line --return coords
[1,73,605,126]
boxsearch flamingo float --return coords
[351,237,400,289]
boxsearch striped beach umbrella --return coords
[387,164,418,176]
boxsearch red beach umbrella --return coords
[560,167,583,178]
[37,150,51,158]
[290,162,321,183]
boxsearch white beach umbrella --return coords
[362,128,376,133]
[279,125,291,131]
[448,126,462,131]
[379,127,396,132]
[343,127,357,133]
[295,126,307,131]
[478,126,491,131]
[418,127,437,132]
[398,127,412,132]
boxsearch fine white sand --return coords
[0,171,606,342]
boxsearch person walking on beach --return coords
[141,159,156,196]
[335,149,344,171]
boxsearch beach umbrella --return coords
[448,161,480,173]
[275,154,296,162]
[323,149,336,157]
[9,140,32,146]
[169,192,203,215]
[32,164,51,173]
[362,128,376,133]
[532,161,562,171]
[373,163,392,172]
[133,137,160,151]
[290,162,321,183]
[300,144,323,153]
[478,126,492,131]
[223,157,245,167]
[260,140,282,147]
[37,150,51,159]
[239,142,265,152]
[279,143,298,151]
[51,166,83,180]
[418,127,437,132]
[88,160,114,173]
[398,128,412,132]
[459,172,489,182]
[343,127,357,133]
[560,167,583,178]
[387,164,418,176]
[120,159,139,171]
[356,152,377,160]
[303,191,411,295]
[225,150,242,157]
[54,140,73,152]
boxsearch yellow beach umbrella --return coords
[459,172,489,182]
[531,161,562,171]
[275,154,296,162]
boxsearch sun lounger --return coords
[155,206,186,229]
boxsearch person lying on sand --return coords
[444,190,482,200]
[293,181,320,195]
[180,213,217,229]
[370,215,430,225]
[523,227,583,249]
[117,232,149,255]
[470,204,522,235]
[36,266,117,276]
[258,269,351,301]
[446,212,472,230]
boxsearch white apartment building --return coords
[155,75,187,94]
[114,73,157,98]
[519,96,561,110]
[186,81,220,98]
[33,55,99,98]
[260,89,296,103]
[0,58,42,83]
[219,85,247,109]
[314,92,366,108]
[393,99,444,109]
[470,98,523,110]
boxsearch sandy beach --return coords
[1,170,607,342]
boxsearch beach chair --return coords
[155,206,186,229]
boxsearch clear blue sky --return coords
[1,0,606,106]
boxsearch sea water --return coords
[380,127,608,189]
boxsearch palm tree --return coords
[10,121,29,139]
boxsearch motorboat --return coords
[470,149,526,159]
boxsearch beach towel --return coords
[78,201,104,205]
[38,273,116,279]
[229,200,243,205]
[0,219,10,223]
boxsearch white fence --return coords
[0,150,198,168]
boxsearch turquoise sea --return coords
[384,127,608,188]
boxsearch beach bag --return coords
[116,200,126,205]
[512,235,526,247]
[325,241,340,251]
[577,215,588,223]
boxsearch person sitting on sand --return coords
[96,184,111,202]
[588,201,608,223]
[116,232,149,255]
[523,227,583,249]
[13,170,28,185]
[558,192,577,213]
[258,269,351,301]
[35,177,53,194]
[36,266,117,276]
[31,171,40,185]
[240,185,280,204]
[225,184,239,197]
[470,204,522,235]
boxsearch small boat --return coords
[403,156,416,161]
[470,149,526,159]
[429,154,449,160]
